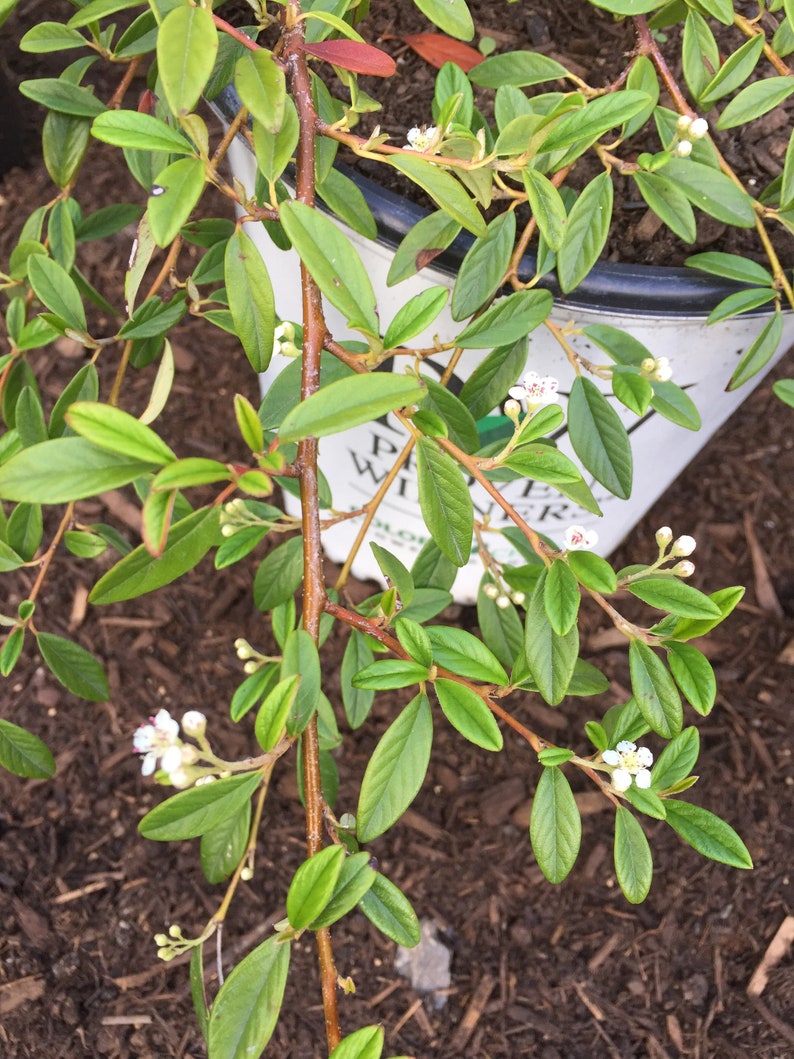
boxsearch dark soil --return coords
[1,4,794,1058]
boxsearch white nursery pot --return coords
[215,90,794,604]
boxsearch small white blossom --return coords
[674,140,692,158]
[689,117,709,139]
[508,371,560,406]
[133,709,180,777]
[641,356,673,382]
[671,534,696,557]
[406,124,437,151]
[564,525,598,551]
[182,710,206,737]
[602,740,653,791]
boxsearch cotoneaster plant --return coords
[0,0,786,1055]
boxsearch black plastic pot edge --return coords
[212,85,779,319]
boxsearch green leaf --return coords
[454,289,552,348]
[612,369,653,416]
[412,0,474,40]
[0,626,25,674]
[91,110,193,153]
[416,437,473,567]
[557,173,613,292]
[0,719,55,779]
[685,251,773,287]
[0,437,156,503]
[119,291,188,339]
[504,444,583,485]
[148,156,206,248]
[36,632,108,701]
[21,21,88,52]
[426,625,508,684]
[651,727,700,793]
[20,77,105,117]
[386,210,460,287]
[329,1025,384,1059]
[279,200,380,335]
[352,659,430,690]
[140,771,262,841]
[707,288,777,326]
[224,228,275,374]
[523,569,579,706]
[358,873,421,947]
[773,378,794,408]
[649,380,701,431]
[189,946,208,1043]
[394,617,433,668]
[666,642,716,715]
[7,502,43,561]
[383,286,449,350]
[627,577,721,619]
[661,159,756,228]
[253,536,304,611]
[151,458,230,492]
[544,559,580,636]
[230,664,279,723]
[411,538,458,592]
[418,378,479,453]
[27,254,86,333]
[668,586,744,641]
[316,166,377,239]
[67,0,145,28]
[451,212,516,321]
[633,171,696,243]
[15,386,48,449]
[614,806,653,904]
[310,852,377,931]
[252,99,299,184]
[434,678,503,750]
[567,376,632,499]
[727,312,784,391]
[469,51,568,89]
[538,747,574,766]
[280,373,425,443]
[388,154,486,236]
[522,168,567,251]
[156,5,218,115]
[476,581,524,669]
[628,639,682,738]
[529,766,581,884]
[65,402,175,464]
[541,92,651,153]
[341,631,375,729]
[281,629,321,735]
[458,338,528,421]
[371,542,415,606]
[255,675,301,752]
[235,49,286,133]
[567,550,617,594]
[200,799,251,884]
[357,693,433,841]
[207,935,290,1059]
[42,110,90,189]
[90,507,220,604]
[664,799,752,869]
[717,76,794,131]
[699,33,765,107]
[287,845,346,930]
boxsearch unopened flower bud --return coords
[496,595,511,609]
[674,140,692,158]
[157,947,176,962]
[504,398,521,420]
[154,933,169,946]
[221,523,236,537]
[672,560,695,577]
[182,711,206,737]
[676,114,693,134]
[511,591,526,606]
[168,924,182,938]
[689,117,708,139]
[655,526,673,547]
[243,660,259,674]
[671,534,696,557]
[235,638,252,659]
[241,865,254,881]
[483,583,500,599]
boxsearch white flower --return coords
[133,709,180,777]
[182,710,206,737]
[406,124,438,151]
[689,118,709,139]
[671,534,696,557]
[602,741,653,791]
[564,525,598,551]
[674,140,692,158]
[508,371,560,406]
[640,356,673,382]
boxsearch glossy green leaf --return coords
[281,628,321,735]
[451,212,515,321]
[664,799,752,869]
[358,872,421,947]
[316,166,378,239]
[329,1025,384,1059]
[224,228,275,374]
[383,286,449,349]
[20,21,88,52]
[37,632,108,701]
[458,338,528,421]
[48,200,76,271]
[90,507,220,604]
[649,380,701,431]
[252,98,299,184]
[310,852,377,931]
[542,92,651,153]
[727,312,784,391]
[504,444,583,485]
[628,639,682,738]
[662,158,756,228]
[27,254,86,333]
[140,771,262,841]
[699,34,764,107]
[773,378,794,407]
[394,617,432,668]
[352,659,430,690]
[651,727,700,793]
[235,48,286,133]
[7,502,43,561]
[614,806,653,904]
[371,542,415,606]
[522,168,567,251]
[434,678,502,750]
[523,569,579,705]
[91,110,193,153]
[412,0,474,40]
[253,535,304,611]
[667,642,716,715]
[156,5,218,115]
[685,252,773,287]
[707,287,777,325]
[455,289,552,348]
[530,766,581,883]
[287,845,346,930]
[633,170,696,243]
[567,550,616,594]
[416,437,473,567]
[279,199,379,335]
[668,585,744,641]
[612,369,653,416]
[476,581,524,669]
[568,376,632,499]
[207,935,290,1059]
[717,76,794,130]
[543,559,580,636]
[388,154,486,236]
[20,77,105,117]
[254,675,300,752]
[0,719,55,779]
[418,377,479,453]
[469,51,568,88]
[65,402,175,464]
[147,156,206,248]
[67,0,144,27]
[280,373,424,443]
[627,577,721,619]
[341,631,375,729]
[426,625,508,684]
[119,291,188,339]
[0,437,156,503]
[15,387,48,449]
[557,173,613,292]
[200,799,251,884]
[357,693,433,842]
[386,210,460,287]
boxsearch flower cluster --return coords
[564,525,599,551]
[654,526,697,576]
[133,708,206,787]
[602,741,654,792]
[674,114,709,157]
[272,321,300,359]
[508,371,560,406]
[482,581,525,609]
[640,356,673,382]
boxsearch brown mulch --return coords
[1,4,794,1058]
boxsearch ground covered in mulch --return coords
[2,4,794,1058]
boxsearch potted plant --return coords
[0,0,787,1055]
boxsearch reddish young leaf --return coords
[404,33,484,73]
[302,40,396,77]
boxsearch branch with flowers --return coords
[0,0,783,1055]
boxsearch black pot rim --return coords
[212,85,779,318]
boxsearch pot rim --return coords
[212,85,781,319]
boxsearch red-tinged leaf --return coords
[416,247,447,272]
[404,33,483,73]
[302,40,396,77]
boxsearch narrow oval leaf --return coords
[666,642,716,715]
[412,0,474,41]
[255,675,301,752]
[357,693,433,842]
[281,629,321,735]
[544,559,580,636]
[627,577,721,619]
[225,228,275,374]
[557,173,613,292]
[207,935,290,1059]
[651,726,700,792]
[628,639,682,738]
[341,631,375,729]
[200,800,251,885]
[253,535,304,612]
[20,77,106,117]
[454,289,552,348]
[383,286,449,350]
[91,110,194,154]
[416,437,473,567]
[451,211,516,321]
[156,5,218,115]
[235,49,286,133]
[434,678,503,750]
[426,625,508,684]
[469,51,568,88]
[286,845,346,930]
[523,569,580,706]
[388,154,486,237]
[139,771,262,841]
[530,766,582,883]
[27,253,86,332]
[303,39,396,77]
[65,401,175,464]
[568,376,633,499]
[358,873,421,947]
[310,852,377,931]
[0,437,156,503]
[664,799,752,869]
[329,1025,385,1059]
[148,156,206,248]
[0,719,55,779]
[614,806,653,904]
[280,373,425,444]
